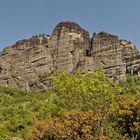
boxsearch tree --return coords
[51,69,119,136]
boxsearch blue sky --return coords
[0,0,140,51]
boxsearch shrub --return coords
[29,110,100,140]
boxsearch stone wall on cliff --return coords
[0,21,140,91]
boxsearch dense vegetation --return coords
[0,70,140,140]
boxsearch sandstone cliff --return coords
[0,21,140,91]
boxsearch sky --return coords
[0,0,140,51]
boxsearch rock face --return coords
[0,21,140,91]
[90,32,126,81]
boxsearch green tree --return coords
[50,69,120,137]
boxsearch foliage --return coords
[119,75,140,95]
[28,110,100,140]
[111,94,140,138]
[51,69,118,111]
[50,70,120,137]
[0,87,55,139]
[0,70,140,140]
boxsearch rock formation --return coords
[0,21,140,91]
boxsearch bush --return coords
[29,110,102,140]
[112,95,140,138]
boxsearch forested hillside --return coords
[0,70,140,140]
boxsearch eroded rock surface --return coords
[0,21,139,91]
